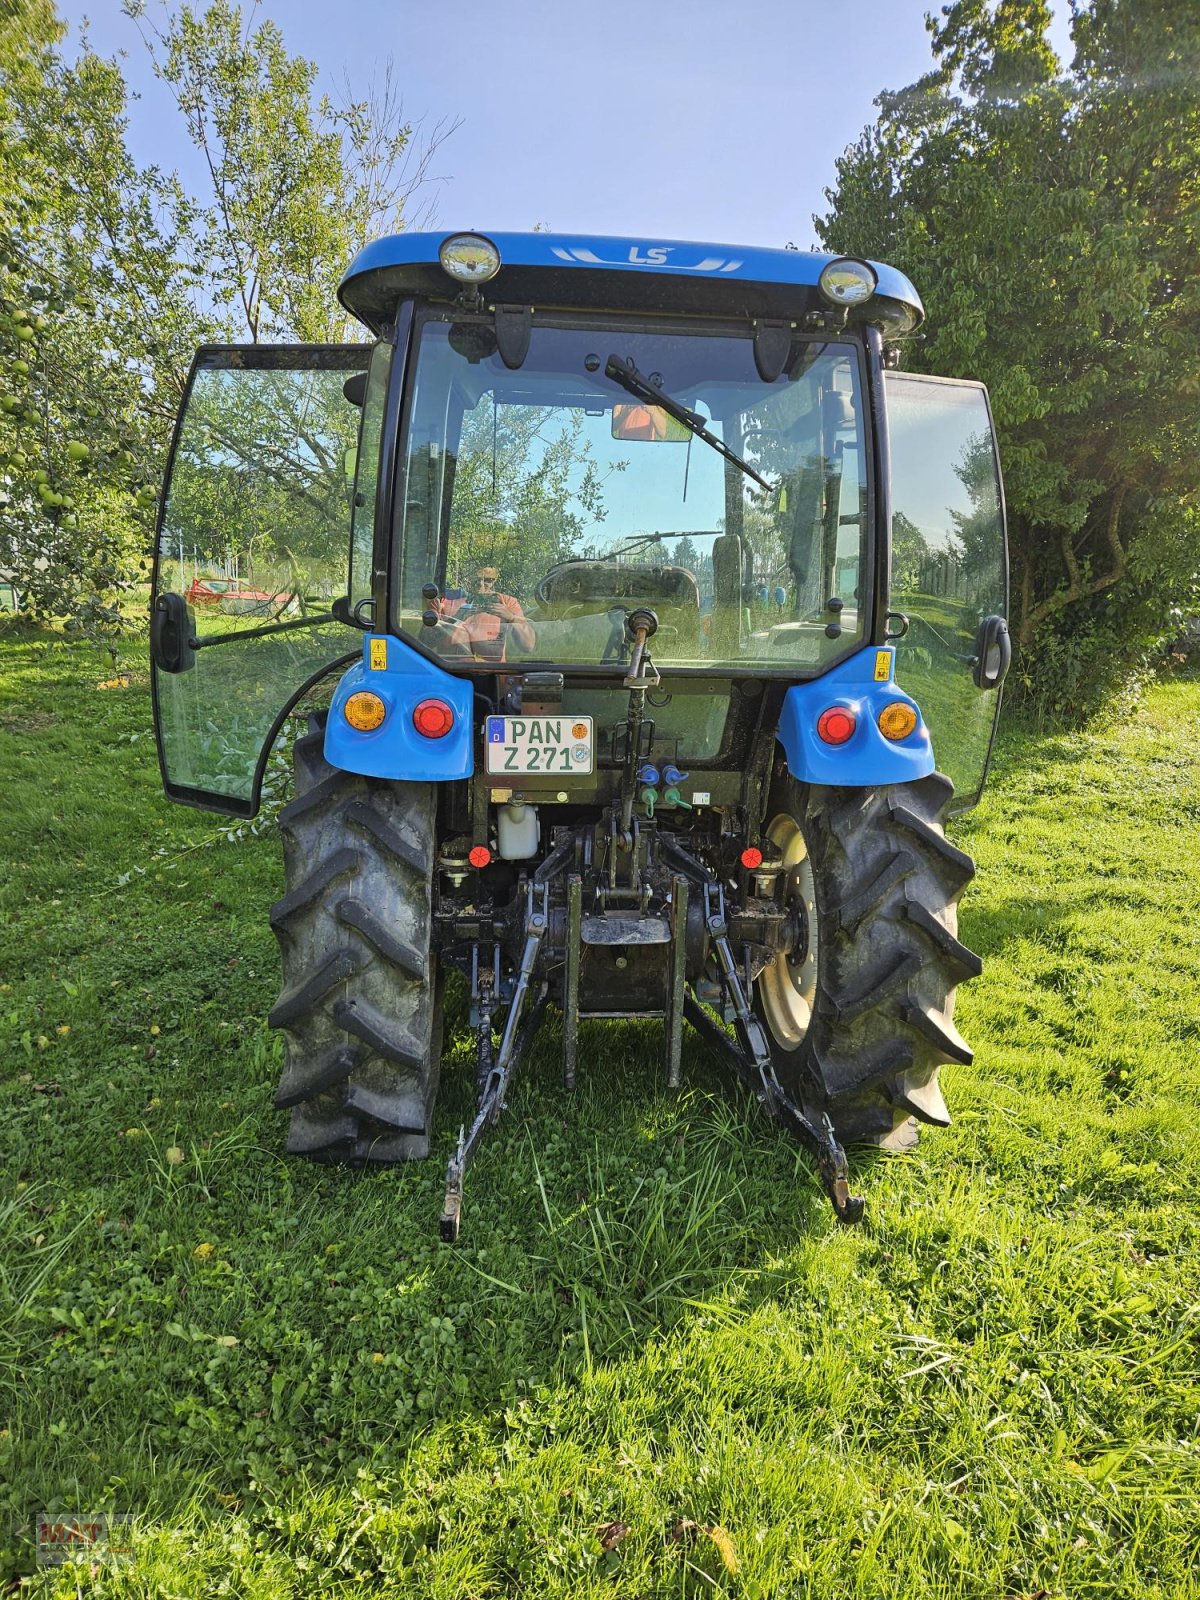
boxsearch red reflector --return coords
[468,845,491,868]
[412,698,455,738]
[817,706,857,745]
[740,846,763,870]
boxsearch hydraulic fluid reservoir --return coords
[497,800,539,859]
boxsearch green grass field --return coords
[1,629,1198,1598]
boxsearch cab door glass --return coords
[153,345,368,815]
[348,341,393,619]
[885,372,1007,808]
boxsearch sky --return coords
[54,0,1069,562]
[59,0,1077,252]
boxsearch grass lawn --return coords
[1,628,1198,1598]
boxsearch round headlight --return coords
[818,257,878,307]
[438,233,501,285]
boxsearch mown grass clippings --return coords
[1,636,1198,1597]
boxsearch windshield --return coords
[394,316,871,672]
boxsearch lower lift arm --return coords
[688,881,864,1224]
[438,856,865,1241]
[440,886,549,1242]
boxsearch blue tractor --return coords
[150,232,1010,1236]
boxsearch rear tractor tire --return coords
[269,711,441,1162]
[754,769,982,1152]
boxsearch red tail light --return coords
[468,845,491,868]
[817,706,856,745]
[740,847,764,869]
[412,698,455,738]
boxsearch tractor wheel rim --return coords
[758,811,818,1050]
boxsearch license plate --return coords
[485,715,594,776]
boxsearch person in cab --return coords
[445,565,536,662]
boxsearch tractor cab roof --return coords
[339,230,923,336]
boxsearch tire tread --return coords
[756,768,980,1149]
[269,711,439,1162]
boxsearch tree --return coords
[671,534,703,571]
[126,0,457,341]
[0,0,455,641]
[0,0,200,636]
[445,402,609,599]
[817,0,1200,716]
[891,510,932,592]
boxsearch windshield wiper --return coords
[604,355,771,492]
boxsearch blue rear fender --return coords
[777,646,935,786]
[324,636,474,781]
[322,638,931,788]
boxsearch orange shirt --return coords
[448,594,535,661]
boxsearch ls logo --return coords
[550,244,745,274]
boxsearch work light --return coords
[438,233,501,284]
[818,258,877,307]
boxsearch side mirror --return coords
[971,614,1011,690]
[151,592,197,674]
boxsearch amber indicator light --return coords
[344,691,387,732]
[878,701,919,741]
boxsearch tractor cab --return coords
[150,232,1009,1234]
[151,231,1006,818]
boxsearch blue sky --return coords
[61,0,1076,251]
[58,1,1069,562]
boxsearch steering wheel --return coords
[534,569,564,605]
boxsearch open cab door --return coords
[151,343,384,815]
[884,372,1010,810]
